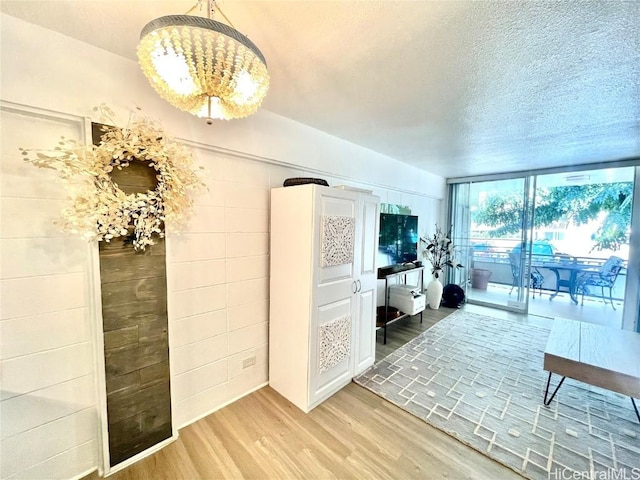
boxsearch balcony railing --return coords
[467,251,627,301]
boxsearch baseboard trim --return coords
[105,434,179,477]
[177,381,269,430]
[71,466,98,480]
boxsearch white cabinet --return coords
[269,184,380,412]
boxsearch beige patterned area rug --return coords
[354,311,640,479]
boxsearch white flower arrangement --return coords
[20,105,205,251]
[420,225,463,279]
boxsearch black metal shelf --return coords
[377,266,425,344]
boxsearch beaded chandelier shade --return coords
[137,1,269,123]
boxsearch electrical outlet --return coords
[242,355,256,369]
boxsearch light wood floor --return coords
[88,305,526,480]
[96,383,520,480]
[375,306,457,361]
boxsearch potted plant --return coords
[420,226,463,309]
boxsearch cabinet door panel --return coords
[359,196,379,277]
[354,194,379,375]
[309,297,353,406]
[355,286,376,374]
[315,192,357,287]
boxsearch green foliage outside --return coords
[473,183,633,251]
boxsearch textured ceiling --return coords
[2,0,639,178]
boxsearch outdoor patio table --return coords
[541,262,596,304]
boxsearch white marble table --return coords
[543,317,640,421]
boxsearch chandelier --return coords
[137,0,269,123]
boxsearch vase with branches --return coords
[420,225,463,308]
[420,225,463,279]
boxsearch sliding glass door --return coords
[450,177,535,312]
[527,167,636,327]
[449,164,640,330]
[627,167,640,332]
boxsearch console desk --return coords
[377,266,425,344]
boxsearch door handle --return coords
[356,280,362,292]
[352,280,357,294]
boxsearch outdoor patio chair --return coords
[575,256,624,310]
[509,252,545,298]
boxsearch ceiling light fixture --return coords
[137,0,269,124]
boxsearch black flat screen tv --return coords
[378,213,419,266]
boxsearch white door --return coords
[354,194,380,374]
[309,188,358,406]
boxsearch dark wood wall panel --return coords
[94,123,172,467]
[99,224,172,467]
[102,300,167,331]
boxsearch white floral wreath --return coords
[21,105,205,251]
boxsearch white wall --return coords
[0,13,446,480]
[0,14,445,199]
[0,109,99,479]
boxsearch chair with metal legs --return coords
[509,252,545,298]
[575,256,624,309]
